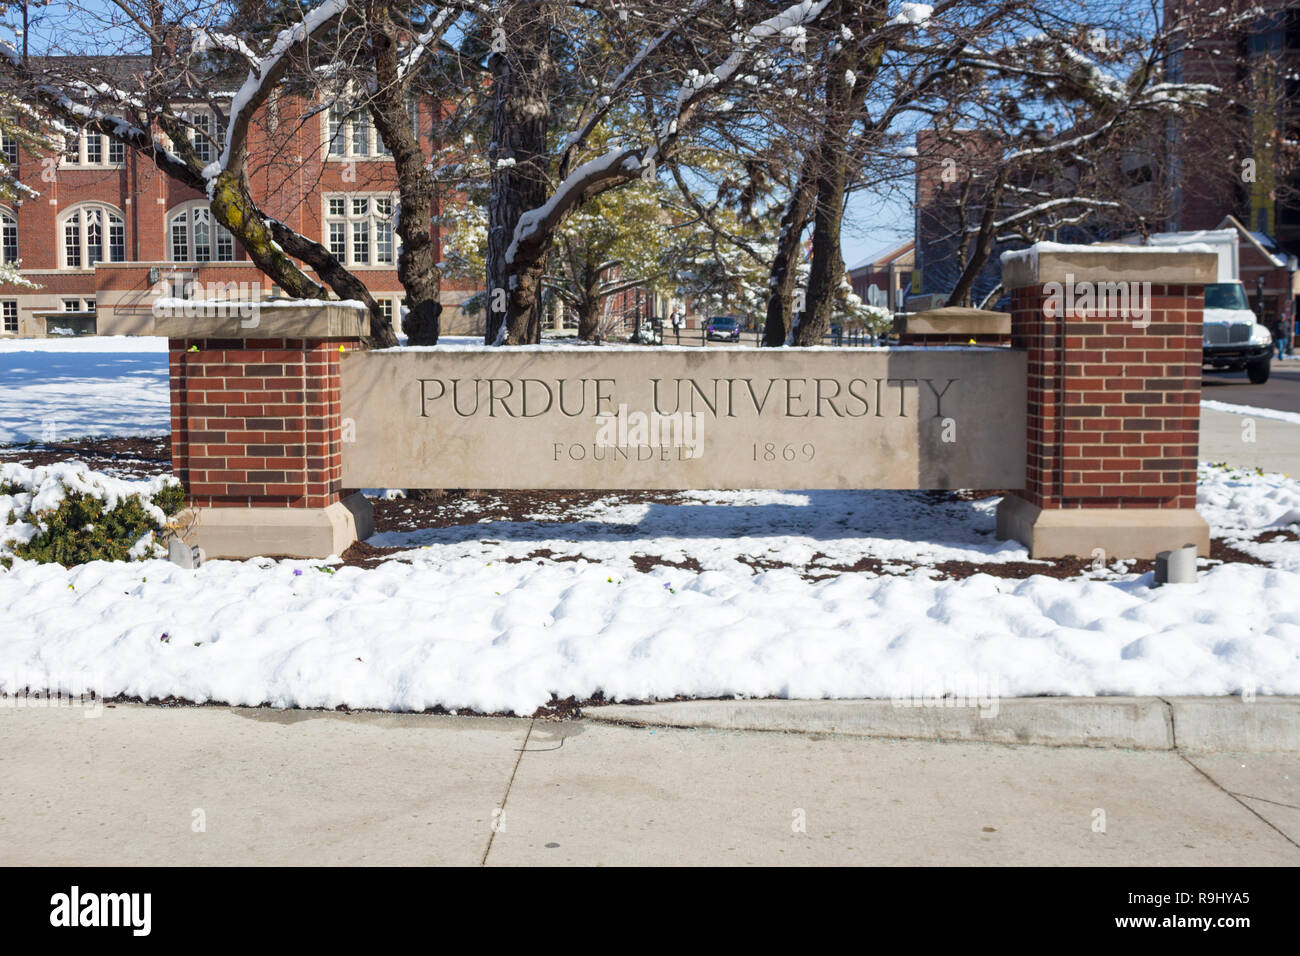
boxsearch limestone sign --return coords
[340,349,1026,490]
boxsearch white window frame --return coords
[59,203,127,270]
[0,207,16,265]
[0,131,17,167]
[61,130,126,168]
[1,299,16,333]
[322,193,398,268]
[324,91,417,160]
[181,108,219,165]
[167,201,235,262]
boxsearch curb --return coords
[580,697,1300,752]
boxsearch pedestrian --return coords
[670,309,682,345]
[1278,300,1294,360]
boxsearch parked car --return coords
[706,316,742,341]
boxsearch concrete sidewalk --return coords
[1200,406,1300,473]
[0,702,1296,865]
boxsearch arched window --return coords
[0,208,17,265]
[168,203,234,262]
[59,204,125,269]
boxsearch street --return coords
[1204,361,1300,414]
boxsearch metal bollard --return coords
[1154,544,1197,584]
[168,537,204,569]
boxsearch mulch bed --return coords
[0,436,171,479]
[3,435,1290,579]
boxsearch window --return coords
[62,299,81,312]
[189,110,216,164]
[60,204,126,269]
[61,130,125,166]
[0,131,16,167]
[325,93,408,158]
[323,193,397,267]
[1,300,16,333]
[168,203,235,262]
[0,208,16,264]
[377,298,402,335]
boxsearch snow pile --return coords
[0,466,1297,712]
[0,541,1297,713]
[1198,463,1300,532]
[0,461,180,561]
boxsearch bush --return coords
[1,462,185,568]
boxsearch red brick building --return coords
[0,60,481,338]
[1167,0,1300,322]
[848,241,914,312]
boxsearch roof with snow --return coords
[848,240,915,274]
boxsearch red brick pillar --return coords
[160,304,373,559]
[996,245,1217,558]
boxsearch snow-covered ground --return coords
[0,336,169,442]
[1,337,1298,713]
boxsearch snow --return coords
[1201,400,1300,427]
[1,469,1298,712]
[505,0,831,266]
[3,339,1300,712]
[1000,240,1216,269]
[889,2,932,27]
[216,0,350,178]
[1,461,178,560]
[0,337,169,442]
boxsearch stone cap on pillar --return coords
[1000,242,1218,290]
[154,301,370,339]
[893,306,1010,337]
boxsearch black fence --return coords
[642,321,886,348]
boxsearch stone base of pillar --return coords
[175,493,374,560]
[995,495,1210,560]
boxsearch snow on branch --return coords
[507,0,831,267]
[397,8,458,78]
[215,0,349,179]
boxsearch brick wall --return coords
[169,337,356,509]
[1007,283,1203,511]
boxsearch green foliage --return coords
[9,486,186,568]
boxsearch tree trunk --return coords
[791,2,880,347]
[369,0,442,344]
[576,297,600,340]
[211,169,397,347]
[794,134,851,346]
[763,160,816,346]
[486,2,554,345]
[946,171,1007,308]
